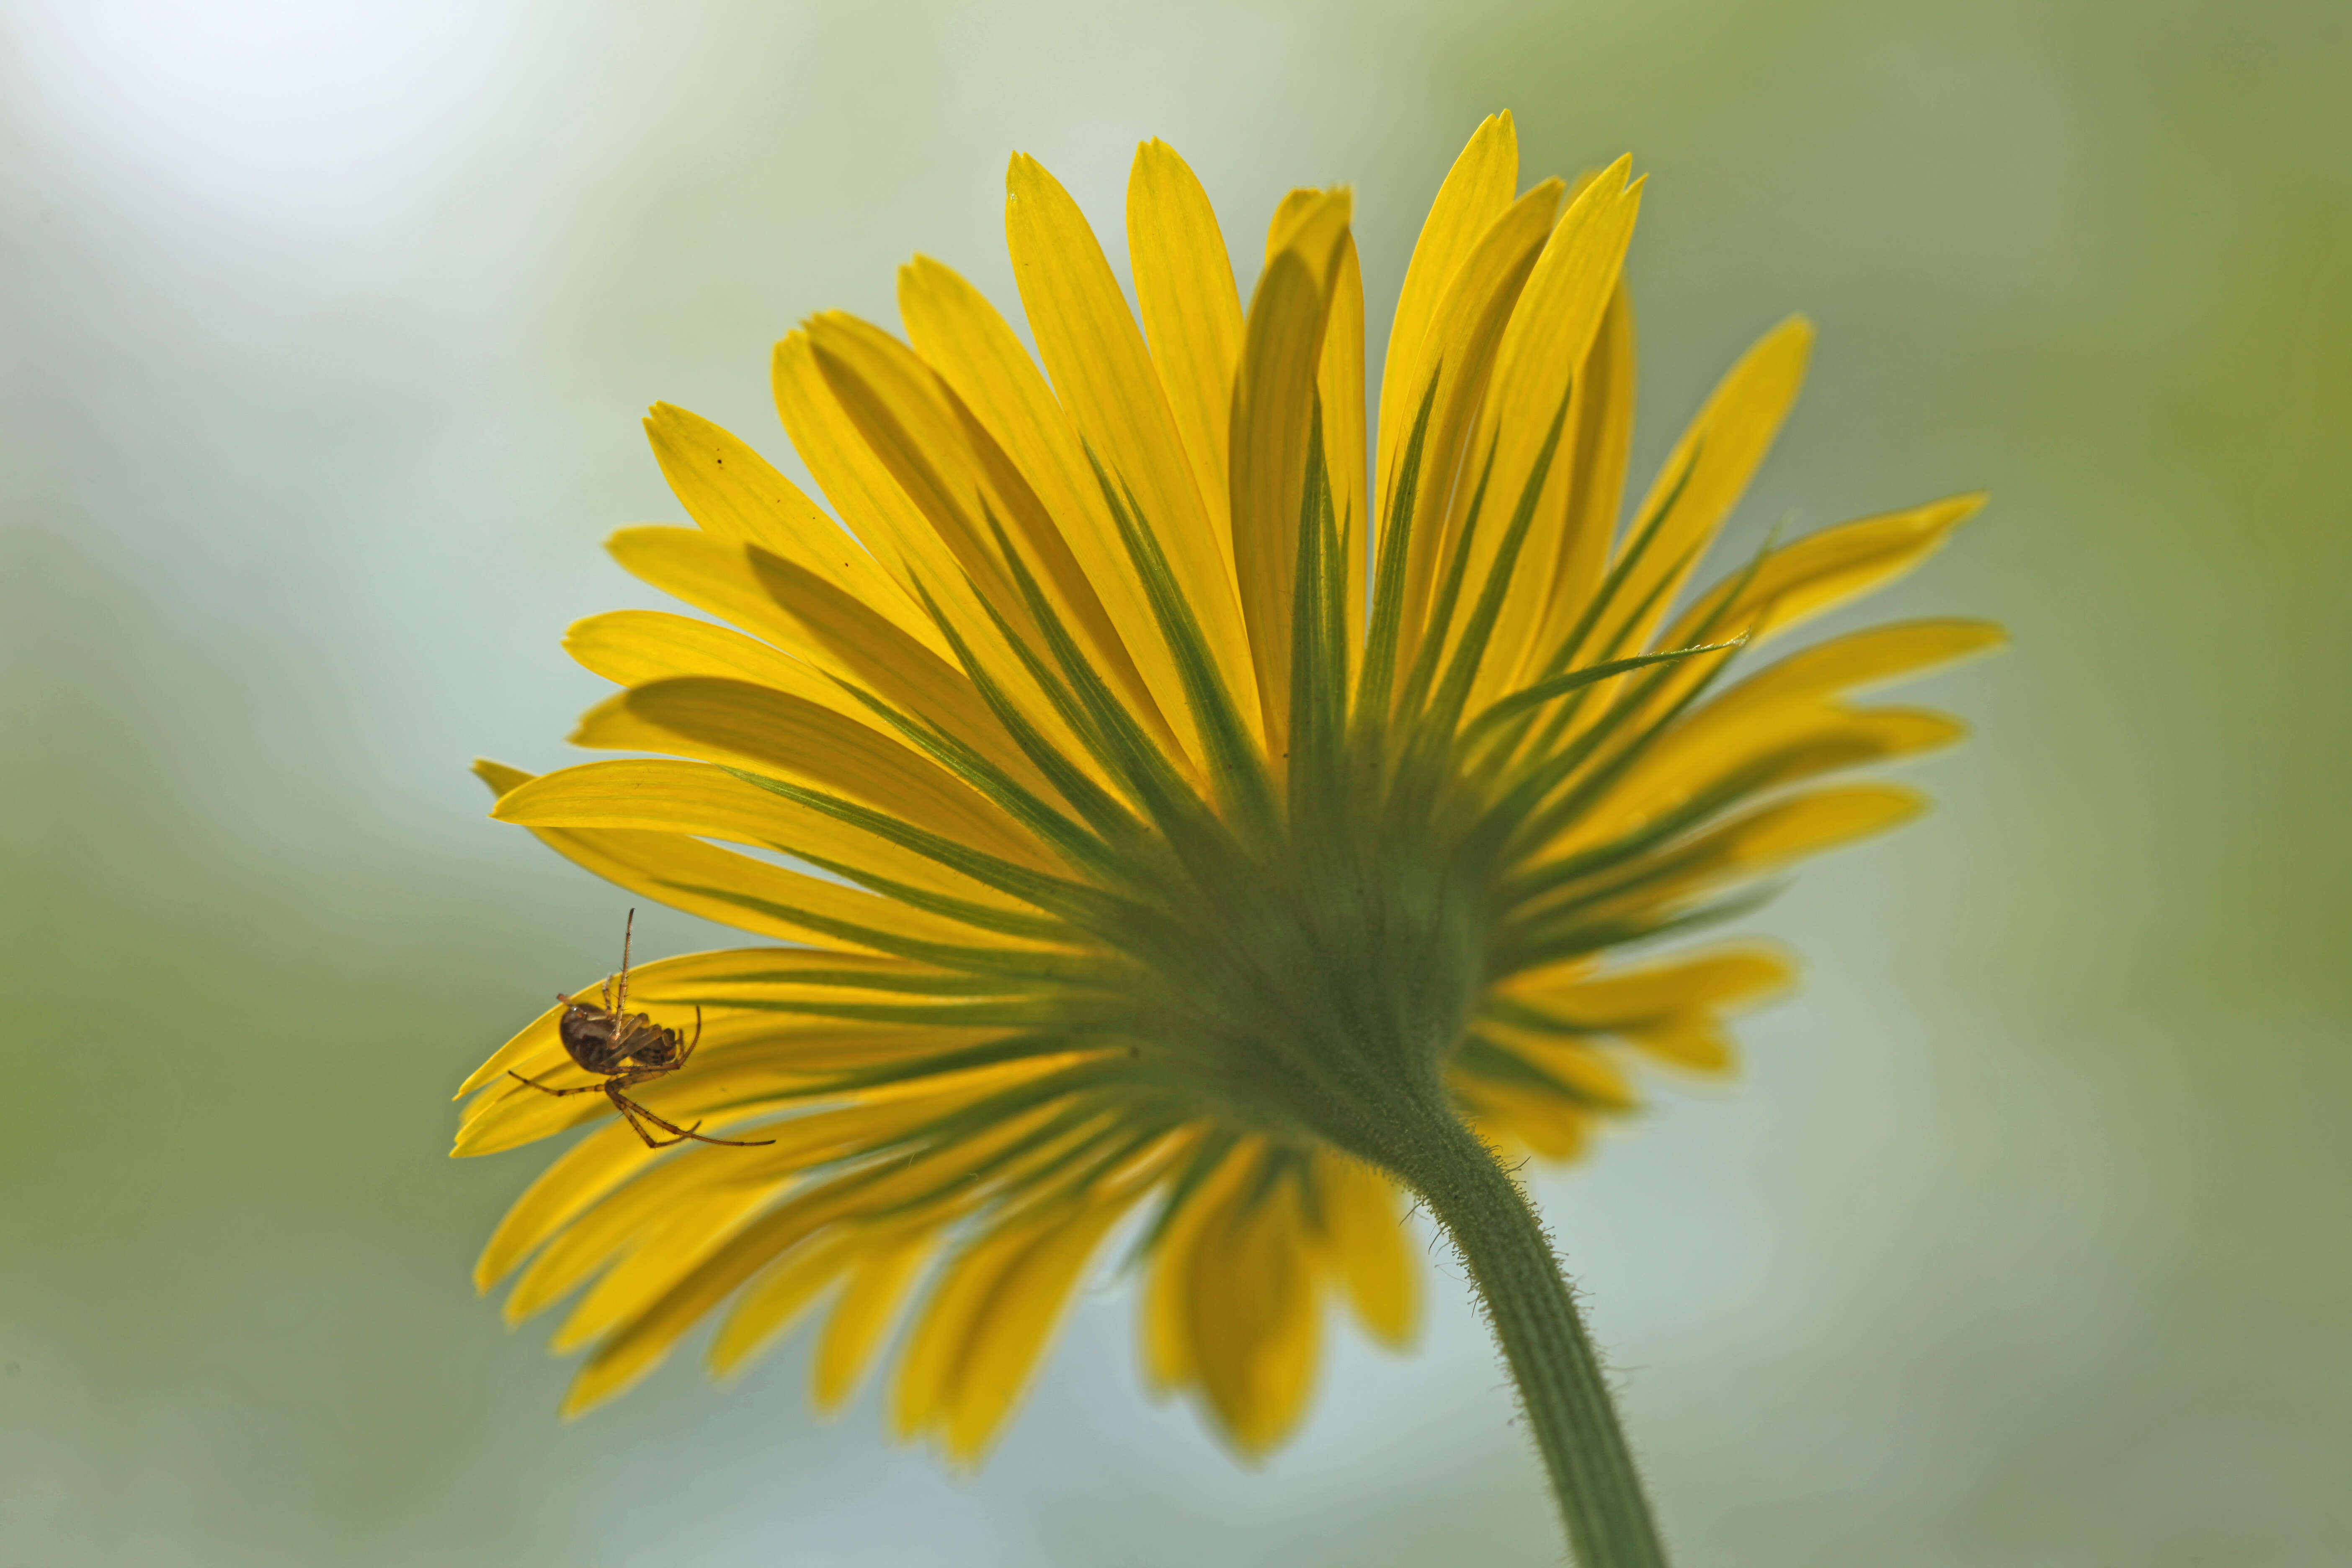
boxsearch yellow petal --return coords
[603,526,1052,799]
[1541,285,1638,644]
[1228,188,1351,752]
[508,1148,787,1327]
[1140,1137,1264,1392]
[469,1056,985,1274]
[1127,139,1245,554]
[1449,1073,1593,1162]
[1627,782,1929,901]
[1505,947,1793,1027]
[571,678,1056,877]
[567,609,822,693]
[1186,1176,1319,1456]
[1478,1024,1641,1111]
[1311,1151,1418,1349]
[803,315,1155,780]
[884,1107,1137,1443]
[1606,317,1814,656]
[451,932,900,1101]
[1393,179,1566,673]
[565,1091,1079,1418]
[773,325,1071,737]
[490,759,1057,917]
[1448,160,1644,705]
[1622,1016,1737,1073]
[554,1178,781,1354]
[709,1227,863,1379]
[563,1183,865,1417]
[470,763,1006,966]
[642,402,936,652]
[1734,495,1986,642]
[1004,153,1261,747]
[937,1187,1141,1462]
[896,255,1202,773]
[1559,703,1967,859]
[814,1224,939,1412]
[1320,232,1369,661]
[1377,112,1518,531]
[1705,618,2006,723]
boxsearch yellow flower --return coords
[456,112,1996,1470]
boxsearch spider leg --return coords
[509,1069,609,1098]
[674,1006,703,1070]
[614,908,635,1015]
[605,1085,693,1148]
[610,1088,774,1148]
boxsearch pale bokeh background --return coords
[3,0,2347,1563]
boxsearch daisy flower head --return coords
[457,112,1994,1554]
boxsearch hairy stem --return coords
[1389,1105,1669,1567]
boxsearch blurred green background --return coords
[3,0,2346,1561]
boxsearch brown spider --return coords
[508,910,774,1149]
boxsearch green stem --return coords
[1392,1107,1670,1566]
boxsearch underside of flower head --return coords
[456,112,1998,1462]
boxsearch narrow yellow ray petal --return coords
[1128,139,1245,554]
[490,759,1055,917]
[879,1105,1124,1439]
[938,1188,1142,1462]
[506,1145,788,1326]
[1479,1023,1641,1111]
[1311,1152,1418,1349]
[470,763,1010,966]
[814,1225,939,1413]
[1615,782,1929,904]
[1622,1016,1737,1073]
[1608,317,1815,655]
[1449,1073,1594,1163]
[475,1119,668,1289]
[451,931,895,1101]
[897,256,1202,772]
[571,680,1057,877]
[1395,180,1566,669]
[1004,153,1261,747]
[453,1015,805,1159]
[554,1181,781,1354]
[473,1081,952,1289]
[1542,285,1637,639]
[1187,1178,1319,1457]
[1140,1137,1263,1393]
[1377,112,1519,530]
[1550,704,1964,864]
[891,1212,1031,1441]
[1502,947,1792,1026]
[456,979,1002,1157]
[1631,691,1969,817]
[566,609,820,692]
[563,1181,871,1417]
[563,1088,1086,1419]
[772,328,1056,701]
[1460,164,1644,704]
[1229,188,1351,752]
[1733,494,1986,643]
[1568,496,1986,769]
[1701,619,2006,727]
[1319,232,1369,662]
[604,526,1050,797]
[709,1228,863,1380]
[642,402,937,650]
[802,315,1151,794]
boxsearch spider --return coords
[508,910,774,1149]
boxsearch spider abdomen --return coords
[557,1006,634,1075]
